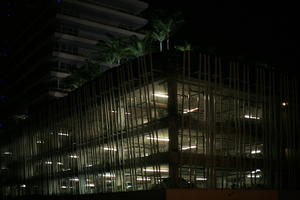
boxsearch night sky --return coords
[1,0,299,74]
[0,0,299,119]
[145,0,299,75]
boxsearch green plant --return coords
[150,12,184,51]
[63,60,103,90]
[95,35,129,65]
[64,11,185,91]
[174,41,192,51]
[125,34,152,58]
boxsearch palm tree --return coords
[151,12,184,51]
[125,34,152,58]
[151,21,168,52]
[95,35,129,66]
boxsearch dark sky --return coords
[0,0,299,119]
[145,0,299,74]
[1,0,299,73]
[0,0,298,85]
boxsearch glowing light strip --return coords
[247,174,261,178]
[58,132,69,136]
[103,147,117,151]
[146,137,169,142]
[153,93,168,98]
[244,115,260,119]
[182,146,197,150]
[69,155,79,158]
[136,177,151,181]
[103,173,115,177]
[251,169,261,173]
[251,149,261,154]
[183,108,199,114]
[196,177,207,181]
[69,178,79,182]
[143,168,169,172]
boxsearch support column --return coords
[167,62,179,187]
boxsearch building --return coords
[1,51,299,198]
[0,0,148,117]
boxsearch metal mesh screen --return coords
[1,52,299,197]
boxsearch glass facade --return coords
[1,52,299,197]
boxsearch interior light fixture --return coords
[20,184,26,188]
[103,173,116,178]
[136,177,151,181]
[103,147,117,151]
[58,132,69,136]
[251,169,261,173]
[153,93,168,98]
[281,102,288,106]
[69,178,79,182]
[143,168,169,172]
[146,137,169,142]
[196,177,207,181]
[250,149,261,154]
[45,161,52,165]
[247,174,261,178]
[182,146,197,150]
[183,108,199,114]
[69,155,79,158]
[244,115,260,119]
[3,152,12,155]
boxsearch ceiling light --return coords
[251,149,261,154]
[146,137,169,142]
[244,115,260,119]
[143,168,169,172]
[182,146,197,150]
[58,132,69,136]
[69,178,79,182]
[153,93,168,98]
[69,155,79,158]
[103,147,117,151]
[196,177,207,181]
[136,177,151,181]
[183,108,199,114]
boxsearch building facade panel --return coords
[0,52,299,197]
